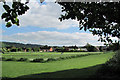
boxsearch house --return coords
[67,45,78,51]
[41,47,53,52]
[49,47,53,52]
[22,47,27,52]
[95,46,100,51]
[68,48,74,51]
[80,48,88,51]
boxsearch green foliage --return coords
[58,2,120,44]
[6,22,12,27]
[85,43,98,52]
[6,57,16,61]
[10,48,17,52]
[0,57,6,61]
[97,50,120,78]
[33,47,40,52]
[17,58,28,61]
[26,48,32,52]
[47,58,57,62]
[32,58,45,62]
[1,1,29,27]
[1,41,43,52]
[107,42,120,51]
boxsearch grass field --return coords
[2,52,114,78]
[2,52,102,59]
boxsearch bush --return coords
[0,57,6,61]
[71,56,76,58]
[17,58,28,61]
[6,58,16,61]
[59,57,66,60]
[96,50,120,78]
[77,55,83,57]
[0,57,2,61]
[32,58,45,63]
[47,58,57,62]
[65,57,71,59]
[54,57,61,61]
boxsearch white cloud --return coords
[18,1,79,29]
[2,31,105,46]
[0,3,3,24]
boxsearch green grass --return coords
[2,52,102,59]
[2,52,114,78]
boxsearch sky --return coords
[0,0,118,46]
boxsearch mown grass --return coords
[2,52,114,78]
[2,52,102,59]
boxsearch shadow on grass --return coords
[2,64,102,80]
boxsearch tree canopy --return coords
[58,2,120,44]
[1,0,29,27]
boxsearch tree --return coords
[107,42,120,51]
[1,0,29,27]
[1,0,45,27]
[84,43,97,52]
[57,2,120,44]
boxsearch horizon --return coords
[1,41,106,47]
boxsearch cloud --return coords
[0,28,4,40]
[0,3,3,24]
[18,1,79,29]
[2,31,105,46]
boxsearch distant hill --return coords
[1,41,43,48]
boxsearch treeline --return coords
[1,41,119,53]
[1,41,53,52]
[1,41,43,48]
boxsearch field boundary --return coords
[1,53,102,63]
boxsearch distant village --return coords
[0,42,110,53]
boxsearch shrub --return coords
[17,58,28,61]
[65,57,69,59]
[59,57,66,60]
[47,58,57,62]
[28,58,34,62]
[0,57,2,61]
[54,57,61,61]
[96,50,120,78]
[71,56,76,58]
[32,58,45,63]
[0,57,6,61]
[77,55,82,57]
[6,58,16,61]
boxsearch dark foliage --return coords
[47,58,57,62]
[6,57,16,61]
[107,42,120,51]
[2,41,43,48]
[17,58,28,61]
[32,58,45,63]
[1,1,29,27]
[84,43,98,52]
[58,2,120,44]
[96,50,120,78]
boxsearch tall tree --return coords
[57,2,120,44]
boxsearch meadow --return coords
[2,52,114,78]
[2,52,102,59]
